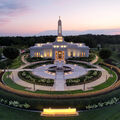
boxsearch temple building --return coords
[30,17,90,61]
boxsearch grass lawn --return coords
[8,56,24,69]
[2,64,117,95]
[1,102,120,120]
[3,72,25,90]
[92,66,117,90]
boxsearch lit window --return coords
[82,52,83,57]
[37,52,39,57]
[36,44,42,47]
[34,52,36,57]
[79,44,83,46]
[84,52,85,57]
[57,37,63,42]
[41,54,43,58]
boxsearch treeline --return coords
[0,34,120,48]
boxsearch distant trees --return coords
[0,35,120,49]
[99,49,112,60]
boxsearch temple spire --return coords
[58,16,62,36]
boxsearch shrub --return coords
[18,71,54,86]
[66,70,102,86]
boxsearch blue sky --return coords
[0,0,120,36]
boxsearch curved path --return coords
[2,54,113,91]
[90,55,99,64]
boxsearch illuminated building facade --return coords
[30,17,89,61]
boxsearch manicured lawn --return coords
[8,56,24,69]
[91,66,117,91]
[0,55,24,69]
[1,102,120,120]
[3,72,25,90]
[2,64,116,95]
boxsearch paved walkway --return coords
[2,54,113,91]
[90,55,99,64]
[11,71,54,91]
[21,54,30,64]
[65,66,110,91]
[54,71,65,91]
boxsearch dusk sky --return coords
[1,0,120,36]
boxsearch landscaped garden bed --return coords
[18,71,54,86]
[66,70,102,86]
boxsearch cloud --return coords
[0,0,28,24]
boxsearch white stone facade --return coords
[30,18,90,60]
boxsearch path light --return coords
[83,76,87,91]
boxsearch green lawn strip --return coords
[84,65,117,92]
[2,65,117,95]
[8,55,24,69]
[3,72,25,90]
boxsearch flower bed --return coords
[18,71,54,86]
[66,70,102,86]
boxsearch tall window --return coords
[71,51,73,57]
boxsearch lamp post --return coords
[83,77,86,91]
[33,79,35,91]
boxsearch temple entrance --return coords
[55,51,65,61]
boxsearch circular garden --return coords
[0,53,120,112]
